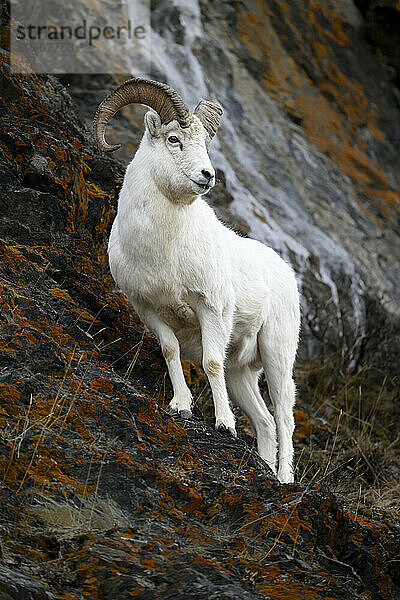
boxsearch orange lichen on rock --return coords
[294,409,314,437]
[259,578,337,599]
[236,0,399,218]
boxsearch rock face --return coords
[66,0,400,374]
[1,1,400,598]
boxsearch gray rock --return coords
[0,566,58,599]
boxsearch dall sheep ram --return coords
[93,78,300,483]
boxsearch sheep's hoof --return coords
[178,409,192,420]
[216,423,237,438]
[164,405,192,419]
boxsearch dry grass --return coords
[24,492,131,538]
[294,357,400,520]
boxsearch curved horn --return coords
[193,100,223,139]
[93,77,192,152]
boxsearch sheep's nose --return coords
[201,169,213,181]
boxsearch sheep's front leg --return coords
[196,301,236,436]
[133,302,192,417]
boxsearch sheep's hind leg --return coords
[226,366,277,474]
[258,322,297,484]
[133,302,192,418]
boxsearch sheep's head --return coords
[142,111,218,203]
[93,78,223,203]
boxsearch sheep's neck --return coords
[117,154,198,254]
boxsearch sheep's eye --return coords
[168,135,180,144]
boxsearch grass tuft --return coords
[25,492,131,538]
[294,356,400,520]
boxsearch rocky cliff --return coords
[66,0,400,374]
[0,0,400,598]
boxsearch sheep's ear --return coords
[144,110,162,137]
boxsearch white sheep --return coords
[93,78,300,483]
